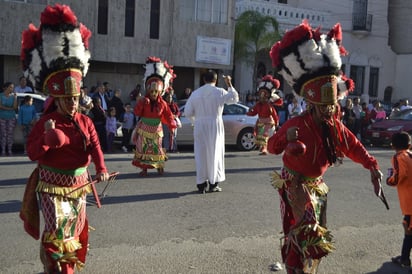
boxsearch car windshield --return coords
[223,104,246,115]
[390,109,412,120]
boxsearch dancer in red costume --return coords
[19,4,109,273]
[132,57,177,176]
[267,21,385,273]
[246,75,281,155]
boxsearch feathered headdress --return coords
[257,75,280,95]
[337,71,355,100]
[143,56,176,97]
[21,4,91,97]
[270,20,351,105]
[257,74,283,105]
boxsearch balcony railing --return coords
[352,13,372,32]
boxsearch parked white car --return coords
[177,103,257,151]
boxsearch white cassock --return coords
[184,83,239,185]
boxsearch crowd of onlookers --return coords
[243,89,412,143]
[339,97,412,141]
[0,76,192,156]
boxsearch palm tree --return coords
[234,10,281,90]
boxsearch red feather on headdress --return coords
[261,75,280,89]
[280,20,312,50]
[20,24,41,67]
[40,4,77,26]
[79,23,91,49]
[147,56,162,63]
[327,23,347,55]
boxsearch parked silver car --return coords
[177,103,257,151]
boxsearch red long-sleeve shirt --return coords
[134,96,177,129]
[247,102,279,125]
[268,112,379,178]
[27,111,107,174]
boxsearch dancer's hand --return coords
[96,172,110,182]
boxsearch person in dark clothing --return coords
[108,88,124,121]
[89,97,107,151]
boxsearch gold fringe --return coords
[36,180,92,198]
[137,127,162,139]
[134,151,167,162]
[291,223,335,259]
[271,171,286,189]
[306,181,329,196]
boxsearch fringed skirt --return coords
[36,165,91,272]
[271,167,334,273]
[132,118,167,170]
[255,117,275,146]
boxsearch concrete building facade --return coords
[0,0,236,101]
[1,0,411,105]
[235,0,412,105]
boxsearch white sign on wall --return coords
[196,36,232,65]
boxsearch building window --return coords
[179,0,228,24]
[368,67,379,97]
[125,0,135,37]
[278,0,287,3]
[98,0,108,35]
[150,0,160,39]
[350,65,365,96]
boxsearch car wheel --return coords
[236,128,256,151]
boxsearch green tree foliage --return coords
[234,10,281,89]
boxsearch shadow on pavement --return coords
[366,261,412,274]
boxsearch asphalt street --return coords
[1,146,411,274]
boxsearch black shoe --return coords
[391,256,411,267]
[209,183,222,193]
[197,181,208,194]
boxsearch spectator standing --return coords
[79,86,93,115]
[108,88,124,121]
[105,107,117,153]
[89,97,107,151]
[103,81,114,100]
[400,99,412,111]
[93,83,109,111]
[18,95,37,154]
[386,132,412,268]
[121,103,136,152]
[268,21,384,273]
[132,56,177,176]
[287,96,303,119]
[14,76,34,93]
[184,70,239,193]
[352,97,362,139]
[245,93,255,108]
[162,92,180,152]
[0,82,18,156]
[342,98,356,134]
[369,100,382,123]
[183,87,192,99]
[360,102,371,139]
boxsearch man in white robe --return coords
[184,70,239,193]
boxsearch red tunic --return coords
[27,111,107,174]
[268,112,379,177]
[134,96,177,130]
[247,102,279,125]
